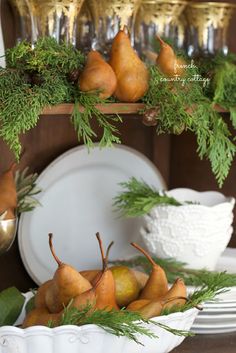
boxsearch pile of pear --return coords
[0,164,17,220]
[23,233,187,328]
[78,27,185,103]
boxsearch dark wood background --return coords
[0,0,236,292]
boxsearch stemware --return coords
[134,0,187,60]
[185,1,236,57]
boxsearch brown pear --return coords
[109,26,149,102]
[0,163,17,220]
[126,299,150,311]
[92,233,119,311]
[110,265,140,307]
[135,300,164,320]
[131,243,168,300]
[80,269,100,282]
[79,50,117,99]
[35,280,53,309]
[22,308,61,328]
[133,270,149,290]
[45,234,92,313]
[156,36,185,77]
[162,278,187,310]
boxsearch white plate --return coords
[194,313,236,324]
[191,327,236,334]
[192,322,236,329]
[18,144,166,285]
[200,307,236,314]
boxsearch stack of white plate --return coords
[192,287,236,334]
[191,248,236,334]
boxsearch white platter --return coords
[18,144,166,285]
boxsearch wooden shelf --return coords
[41,103,228,116]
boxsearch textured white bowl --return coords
[0,307,198,353]
[141,189,235,270]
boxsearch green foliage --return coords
[0,287,25,326]
[59,304,193,343]
[161,272,233,315]
[0,67,72,159]
[0,37,119,159]
[113,177,182,217]
[142,65,236,187]
[72,92,121,149]
[15,167,41,213]
[5,37,85,74]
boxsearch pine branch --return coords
[142,65,236,187]
[72,92,121,149]
[59,304,193,343]
[113,177,182,217]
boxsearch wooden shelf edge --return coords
[41,103,229,116]
[41,103,145,115]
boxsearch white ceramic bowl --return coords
[0,311,198,353]
[140,189,235,270]
[0,293,198,353]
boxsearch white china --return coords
[2,299,198,353]
[140,189,235,270]
[191,248,236,334]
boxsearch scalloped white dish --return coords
[0,307,198,353]
[141,189,235,270]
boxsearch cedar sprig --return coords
[142,65,236,187]
[72,92,121,149]
[59,304,193,343]
[113,177,182,217]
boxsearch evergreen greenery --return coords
[114,177,182,217]
[141,65,236,187]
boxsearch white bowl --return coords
[0,309,198,353]
[0,292,198,353]
[140,189,235,270]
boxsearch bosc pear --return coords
[109,26,149,102]
[162,278,187,310]
[92,233,119,311]
[156,36,186,78]
[79,50,117,99]
[131,242,168,300]
[45,234,92,313]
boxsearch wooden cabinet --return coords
[0,0,235,291]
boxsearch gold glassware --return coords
[134,0,187,59]
[0,218,18,255]
[31,0,85,45]
[9,0,37,43]
[185,2,236,57]
[84,0,141,54]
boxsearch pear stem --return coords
[156,35,164,46]
[48,233,63,267]
[131,242,157,267]
[105,241,114,266]
[96,232,106,271]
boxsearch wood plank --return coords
[41,103,230,116]
[42,103,145,115]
